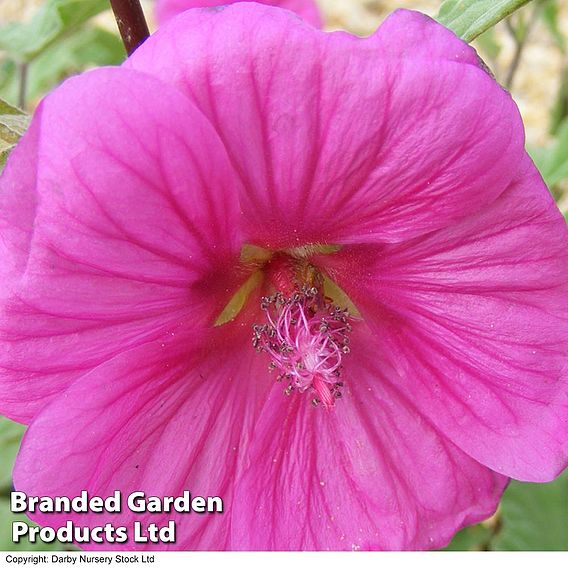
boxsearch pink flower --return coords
[1,5,568,551]
[156,0,323,28]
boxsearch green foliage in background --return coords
[0,28,124,108]
[0,98,30,167]
[493,472,568,550]
[445,472,568,550]
[0,417,25,491]
[529,119,568,191]
[0,0,109,61]
[542,0,566,52]
[0,0,124,112]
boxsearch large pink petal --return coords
[0,67,244,422]
[232,326,507,550]
[316,157,568,482]
[156,0,323,29]
[128,5,524,248]
[0,116,40,287]
[371,9,481,66]
[14,324,270,551]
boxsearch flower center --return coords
[214,244,359,408]
[253,284,353,409]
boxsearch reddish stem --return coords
[109,0,150,56]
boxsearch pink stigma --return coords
[252,287,353,409]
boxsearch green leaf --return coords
[443,523,492,551]
[550,68,568,136]
[0,498,65,551]
[0,27,125,108]
[31,27,124,92]
[0,0,109,62]
[473,28,502,61]
[0,98,30,169]
[528,119,568,189]
[0,416,25,493]
[492,470,568,550]
[437,0,532,42]
[541,0,566,53]
[526,144,548,177]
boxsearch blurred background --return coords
[0,0,567,552]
